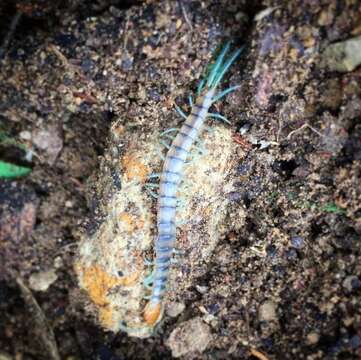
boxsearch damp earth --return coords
[0,1,361,359]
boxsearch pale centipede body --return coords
[150,91,215,305]
[144,42,244,326]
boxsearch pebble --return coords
[349,335,361,349]
[258,300,278,322]
[29,269,58,292]
[32,125,63,164]
[342,275,361,292]
[306,331,320,345]
[321,35,361,72]
[0,352,12,360]
[166,301,185,318]
[19,130,32,140]
[291,236,305,249]
[166,317,213,358]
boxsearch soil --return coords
[0,0,361,359]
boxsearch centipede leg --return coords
[160,140,171,150]
[174,104,188,120]
[143,270,154,289]
[188,94,193,108]
[145,183,159,199]
[160,128,178,136]
[207,112,231,125]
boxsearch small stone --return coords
[19,130,31,140]
[291,236,304,249]
[0,352,12,360]
[321,35,361,72]
[259,300,278,322]
[166,317,213,358]
[29,270,58,292]
[306,331,320,345]
[342,275,361,292]
[349,335,361,349]
[32,125,63,165]
[166,301,185,318]
[195,285,208,294]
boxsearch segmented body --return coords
[143,42,243,326]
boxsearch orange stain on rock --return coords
[76,264,140,328]
[122,154,149,182]
[143,302,162,326]
[118,212,145,234]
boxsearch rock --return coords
[76,124,239,336]
[321,35,361,72]
[29,270,58,292]
[306,331,320,345]
[0,352,12,360]
[166,318,213,358]
[19,130,32,140]
[32,124,63,165]
[342,275,361,293]
[258,300,278,322]
[165,301,185,318]
[0,182,38,278]
[290,236,304,249]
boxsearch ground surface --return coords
[0,0,361,359]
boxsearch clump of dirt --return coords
[0,0,360,359]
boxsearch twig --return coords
[250,348,270,360]
[286,123,324,140]
[123,13,130,51]
[179,0,193,30]
[16,276,61,360]
[0,11,22,59]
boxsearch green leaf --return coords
[0,160,32,178]
[322,202,346,215]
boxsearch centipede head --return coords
[143,301,162,326]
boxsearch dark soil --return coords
[0,1,360,359]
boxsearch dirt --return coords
[0,0,360,359]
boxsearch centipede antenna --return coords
[160,128,178,136]
[212,45,244,88]
[207,42,231,88]
[174,104,188,120]
[207,112,232,125]
[212,85,241,103]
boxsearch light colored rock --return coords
[258,300,278,322]
[321,35,361,72]
[75,123,240,337]
[0,352,13,360]
[166,317,213,358]
[32,125,63,164]
[19,130,32,140]
[166,301,185,318]
[306,331,320,345]
[29,269,58,292]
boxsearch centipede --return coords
[143,42,244,327]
